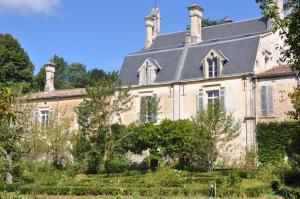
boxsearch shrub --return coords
[144,167,187,187]
[105,154,128,174]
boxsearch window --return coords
[208,58,218,78]
[40,110,50,125]
[261,85,274,117]
[138,58,161,86]
[197,88,225,112]
[207,90,220,105]
[140,95,158,123]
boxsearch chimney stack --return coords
[144,7,161,49]
[274,0,284,19]
[44,62,56,92]
[188,4,203,44]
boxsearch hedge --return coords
[257,121,299,164]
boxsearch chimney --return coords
[151,8,161,39]
[144,7,161,49]
[267,0,284,30]
[274,0,284,19]
[188,4,204,44]
[44,62,56,92]
[145,15,155,49]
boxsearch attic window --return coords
[138,58,161,86]
[208,58,218,78]
[203,49,228,79]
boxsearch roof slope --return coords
[148,17,268,50]
[28,88,86,100]
[120,17,270,86]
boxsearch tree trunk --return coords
[3,150,13,184]
[103,126,113,163]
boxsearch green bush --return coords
[257,121,298,164]
[105,154,128,174]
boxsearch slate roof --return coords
[120,17,271,86]
[28,88,86,100]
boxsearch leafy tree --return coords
[256,0,300,72]
[0,87,31,184]
[288,88,300,121]
[74,79,132,173]
[67,63,88,88]
[202,17,233,27]
[188,104,240,172]
[0,34,34,92]
[25,109,73,168]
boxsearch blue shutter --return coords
[140,97,146,122]
[267,85,274,117]
[220,87,225,111]
[152,94,158,123]
[261,86,267,117]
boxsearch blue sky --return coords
[0,0,263,74]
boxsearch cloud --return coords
[0,0,61,15]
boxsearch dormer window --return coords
[208,57,218,78]
[202,49,228,79]
[138,58,161,86]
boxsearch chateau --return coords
[30,2,298,156]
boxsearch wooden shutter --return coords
[140,97,147,122]
[267,85,274,117]
[197,90,204,112]
[34,110,39,124]
[220,87,225,111]
[261,86,267,117]
[152,94,158,123]
[217,57,222,77]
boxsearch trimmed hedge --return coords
[257,121,299,164]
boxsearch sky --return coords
[0,0,263,74]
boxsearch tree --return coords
[74,79,132,173]
[202,17,233,27]
[25,109,73,168]
[0,34,34,93]
[256,0,300,72]
[187,104,240,172]
[0,87,31,184]
[67,63,88,88]
[288,88,300,120]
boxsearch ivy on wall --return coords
[257,121,299,164]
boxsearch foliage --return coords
[0,88,32,184]
[257,121,298,164]
[288,88,300,121]
[33,54,119,91]
[202,17,233,27]
[144,167,187,187]
[187,103,240,172]
[74,79,132,173]
[105,154,129,174]
[256,0,300,72]
[0,34,34,93]
[25,109,73,169]
[241,147,257,172]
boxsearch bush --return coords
[144,167,187,187]
[105,154,128,174]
